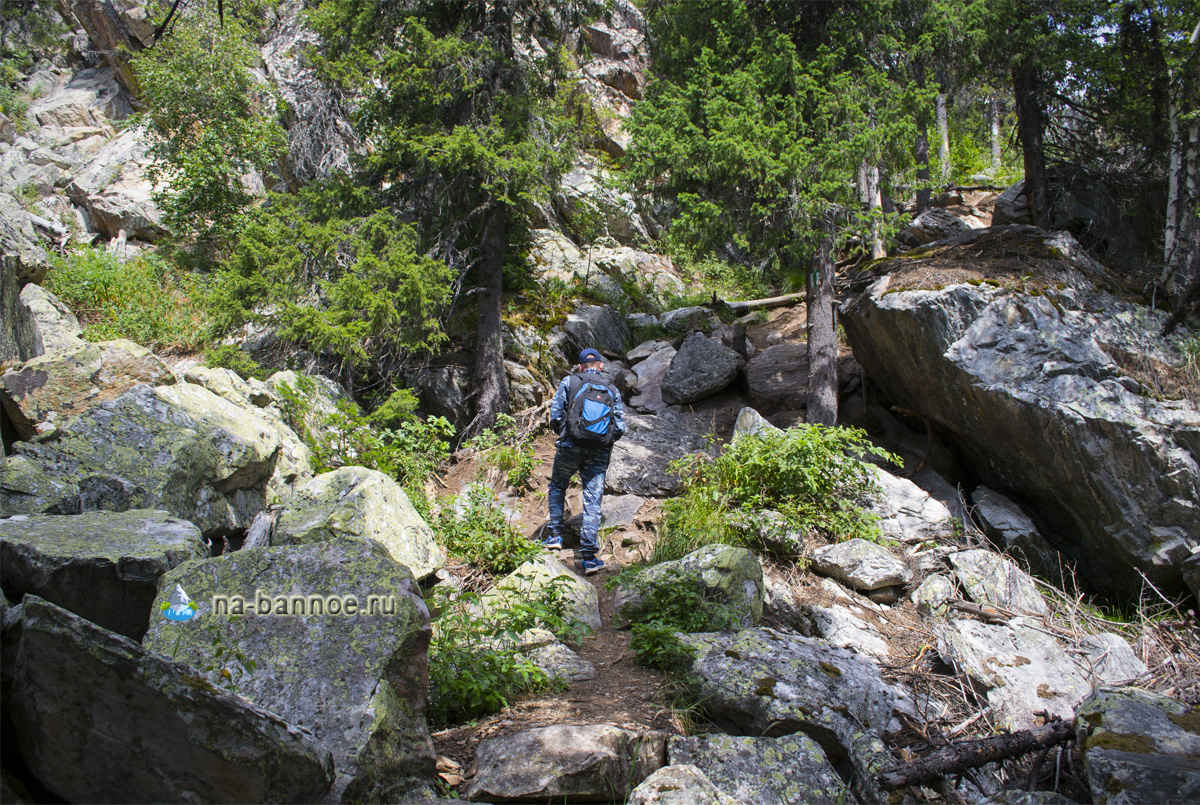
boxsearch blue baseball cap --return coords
[578,348,603,363]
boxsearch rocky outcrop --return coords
[13,283,84,360]
[947,549,1048,616]
[667,733,846,804]
[607,408,711,496]
[628,342,675,413]
[627,764,737,805]
[0,509,203,640]
[273,466,445,581]
[464,724,666,802]
[574,1,648,158]
[971,486,1060,579]
[810,538,913,595]
[528,230,683,308]
[896,207,984,248]
[65,126,164,240]
[1075,687,1200,804]
[661,332,744,405]
[3,595,334,803]
[842,226,1200,599]
[563,303,630,358]
[556,156,651,245]
[483,554,602,632]
[0,338,173,440]
[614,545,764,627]
[142,539,434,802]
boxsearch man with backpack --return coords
[545,347,626,574]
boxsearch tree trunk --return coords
[936,91,951,186]
[989,95,1003,170]
[806,228,837,425]
[467,206,510,436]
[1012,55,1048,228]
[1163,85,1183,287]
[865,163,885,259]
[913,59,931,212]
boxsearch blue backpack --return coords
[566,372,618,445]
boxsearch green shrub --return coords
[203,344,272,381]
[657,424,900,563]
[45,247,210,352]
[435,485,539,575]
[465,413,537,491]
[426,577,585,727]
[619,573,742,673]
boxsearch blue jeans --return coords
[547,441,610,559]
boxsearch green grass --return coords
[45,246,210,353]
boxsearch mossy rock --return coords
[615,545,763,627]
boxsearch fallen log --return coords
[879,718,1075,790]
[720,290,807,314]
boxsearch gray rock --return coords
[607,409,711,496]
[556,156,651,245]
[972,486,1062,579]
[660,305,721,335]
[480,627,596,683]
[564,303,630,357]
[745,342,808,411]
[661,332,744,406]
[0,339,174,440]
[911,573,956,617]
[412,364,472,428]
[1078,632,1147,685]
[13,283,83,360]
[667,733,846,805]
[979,792,1080,805]
[627,764,737,805]
[842,229,1200,600]
[628,339,673,363]
[615,544,763,627]
[1,266,21,365]
[992,181,1031,226]
[761,571,805,630]
[483,554,602,632]
[273,466,445,581]
[1076,687,1200,804]
[726,508,804,558]
[464,724,666,802]
[869,465,957,545]
[1185,550,1200,606]
[0,193,48,291]
[679,627,907,804]
[810,538,913,592]
[0,509,204,640]
[731,406,782,441]
[142,539,435,802]
[5,382,303,535]
[896,207,981,248]
[3,595,334,803]
[802,603,890,659]
[935,617,1090,731]
[948,549,1048,616]
[629,343,676,413]
[66,126,164,240]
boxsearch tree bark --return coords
[1012,55,1049,228]
[865,163,885,259]
[1163,83,1180,283]
[913,58,931,212]
[879,719,1075,791]
[936,91,951,186]
[989,95,1002,170]
[806,228,837,425]
[467,206,510,436]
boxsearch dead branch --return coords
[879,718,1075,791]
[721,290,807,314]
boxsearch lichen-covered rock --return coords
[1078,632,1147,685]
[1076,687,1200,805]
[659,305,721,335]
[810,538,913,593]
[0,339,173,440]
[661,332,744,406]
[935,617,1089,731]
[842,228,1200,600]
[0,453,84,514]
[0,509,203,640]
[732,406,782,441]
[667,733,847,805]
[868,465,957,544]
[4,383,295,535]
[556,156,652,245]
[483,554,601,632]
[678,628,907,804]
[13,283,83,360]
[563,303,631,359]
[948,549,1048,616]
[971,486,1061,579]
[911,573,956,617]
[608,409,711,496]
[464,724,666,802]
[4,595,334,803]
[801,603,890,659]
[142,539,434,801]
[481,627,596,683]
[273,466,444,581]
[745,342,808,412]
[615,544,763,627]
[726,509,803,558]
[627,764,737,805]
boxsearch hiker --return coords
[545,347,627,574]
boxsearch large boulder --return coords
[659,305,721,336]
[628,343,676,413]
[842,227,1200,599]
[896,207,982,248]
[614,544,764,627]
[563,303,630,357]
[13,283,83,360]
[678,627,908,804]
[971,486,1061,579]
[935,617,1090,731]
[1075,687,1200,804]
[3,595,334,803]
[627,764,737,805]
[0,509,204,640]
[661,332,744,406]
[273,466,445,581]
[667,733,846,805]
[745,342,808,412]
[464,724,666,802]
[607,409,711,496]
[66,126,165,240]
[0,339,173,440]
[810,538,913,593]
[142,539,434,801]
[948,549,1048,616]
[528,230,682,307]
[868,465,958,545]
[482,553,602,632]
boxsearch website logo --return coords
[161,584,198,622]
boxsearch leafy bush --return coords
[619,573,742,673]
[203,345,272,381]
[45,247,209,352]
[657,425,900,563]
[275,376,452,518]
[426,577,585,727]
[435,485,539,576]
[465,413,537,491]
